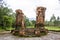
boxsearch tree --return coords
[57,16,60,21]
[2,16,13,29]
[24,16,32,26]
[31,20,36,26]
[0,7,14,30]
[50,14,56,26]
[56,16,60,26]
[0,0,14,30]
[50,14,56,22]
[0,7,12,24]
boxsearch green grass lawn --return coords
[26,26,60,31]
[0,26,60,31]
[0,26,15,32]
[45,26,60,31]
[26,26,34,28]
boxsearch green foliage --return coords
[55,16,60,26]
[45,14,60,26]
[0,3,15,30]
[50,14,56,22]
[31,20,36,26]
[24,16,32,26]
[3,16,13,27]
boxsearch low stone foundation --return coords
[11,28,48,37]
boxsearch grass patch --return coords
[5,27,15,31]
[0,26,60,31]
[0,26,15,31]
[26,26,34,28]
[0,27,5,32]
[45,26,60,31]
[26,26,60,31]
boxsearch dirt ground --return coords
[0,31,60,40]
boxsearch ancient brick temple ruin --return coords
[36,7,45,27]
[12,7,48,37]
[34,7,47,36]
[15,9,25,29]
[15,9,26,36]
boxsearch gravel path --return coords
[0,32,60,40]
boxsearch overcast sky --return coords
[4,0,60,21]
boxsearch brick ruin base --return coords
[34,7,48,36]
[11,7,48,37]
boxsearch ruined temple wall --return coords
[36,7,46,28]
[15,9,25,29]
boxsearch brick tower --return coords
[15,9,25,30]
[36,7,46,28]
